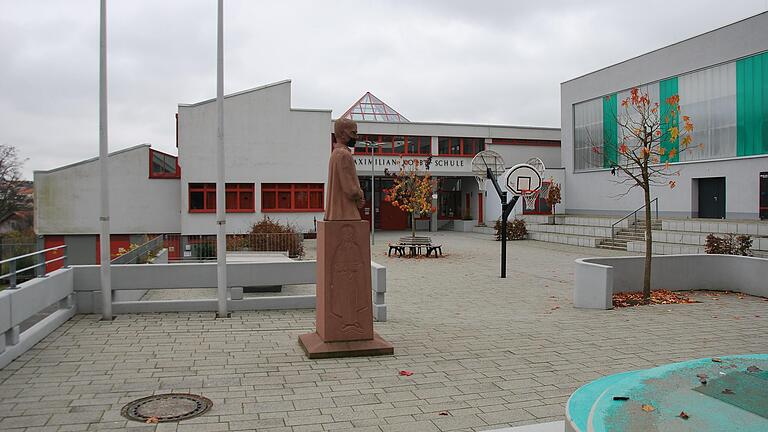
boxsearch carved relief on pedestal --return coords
[329,224,369,335]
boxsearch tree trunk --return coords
[643,184,653,304]
[411,212,416,239]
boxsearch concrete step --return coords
[662,219,768,236]
[597,244,628,251]
[526,223,613,238]
[528,232,601,248]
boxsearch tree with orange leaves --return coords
[590,88,699,303]
[383,158,436,239]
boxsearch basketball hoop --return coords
[471,150,505,193]
[475,176,486,192]
[522,189,539,210]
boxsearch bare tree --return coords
[0,145,28,220]
[590,89,697,303]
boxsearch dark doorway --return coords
[760,172,767,220]
[697,177,726,219]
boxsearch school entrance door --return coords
[697,177,725,219]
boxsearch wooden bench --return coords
[388,244,405,257]
[397,236,432,257]
[425,244,442,257]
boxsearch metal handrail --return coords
[0,245,67,289]
[111,235,164,264]
[611,198,659,241]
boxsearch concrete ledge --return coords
[574,254,768,309]
[0,305,76,369]
[483,421,564,432]
[112,295,315,314]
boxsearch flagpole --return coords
[99,0,112,320]
[215,0,228,318]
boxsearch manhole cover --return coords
[121,393,212,423]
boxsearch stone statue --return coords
[297,118,393,358]
[325,118,364,221]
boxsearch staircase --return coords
[598,219,662,251]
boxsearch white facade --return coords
[178,80,331,234]
[34,144,180,235]
[34,80,561,264]
[561,12,768,219]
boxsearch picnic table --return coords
[388,236,442,258]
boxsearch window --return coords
[225,183,255,212]
[437,137,485,156]
[262,183,324,212]
[149,149,180,178]
[355,134,432,155]
[189,183,255,213]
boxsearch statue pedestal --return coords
[298,220,393,359]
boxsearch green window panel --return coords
[660,77,679,162]
[737,51,768,156]
[602,94,618,168]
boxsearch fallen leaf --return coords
[722,388,735,395]
[145,417,160,424]
[399,370,414,376]
[747,365,762,373]
[679,411,689,420]
[438,411,449,416]
[711,357,722,363]
[613,396,629,401]
[641,404,655,412]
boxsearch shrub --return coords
[704,233,753,256]
[494,218,527,241]
[247,217,305,258]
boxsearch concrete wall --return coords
[574,254,768,309]
[561,13,768,219]
[34,144,181,234]
[178,81,331,234]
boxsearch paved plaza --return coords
[1,232,766,431]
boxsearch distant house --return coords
[0,210,33,234]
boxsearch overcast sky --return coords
[2,1,767,179]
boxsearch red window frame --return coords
[356,134,432,156]
[436,137,485,157]
[188,183,255,213]
[149,149,181,178]
[262,183,324,212]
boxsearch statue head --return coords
[334,118,358,148]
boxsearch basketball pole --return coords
[487,168,519,278]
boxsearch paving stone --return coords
[0,233,766,431]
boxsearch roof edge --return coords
[178,79,292,108]
[34,143,151,175]
[561,11,768,85]
[333,118,560,131]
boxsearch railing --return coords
[0,245,67,289]
[611,198,659,241]
[169,233,305,260]
[111,235,164,264]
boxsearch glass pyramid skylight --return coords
[340,92,409,122]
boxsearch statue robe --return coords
[324,143,364,221]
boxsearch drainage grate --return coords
[121,393,213,423]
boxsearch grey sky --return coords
[2,1,767,179]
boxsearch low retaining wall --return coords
[74,260,388,320]
[0,269,75,369]
[574,254,768,309]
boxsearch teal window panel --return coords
[737,51,768,156]
[660,77,680,162]
[602,94,618,168]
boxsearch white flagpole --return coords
[215,0,228,318]
[99,0,112,320]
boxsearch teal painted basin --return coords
[566,354,768,432]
